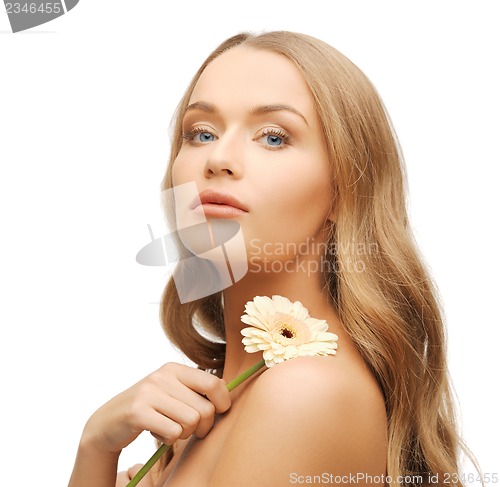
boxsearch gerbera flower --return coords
[240,295,339,368]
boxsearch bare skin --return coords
[68,364,231,487]
[68,46,388,487]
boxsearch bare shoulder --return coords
[243,354,387,448]
[209,355,387,487]
[253,353,385,410]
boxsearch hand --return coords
[81,362,231,454]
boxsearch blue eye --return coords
[182,127,217,145]
[195,132,215,143]
[259,128,291,150]
[266,134,283,146]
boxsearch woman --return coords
[68,31,477,486]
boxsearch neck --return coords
[220,252,340,384]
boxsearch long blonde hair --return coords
[158,31,477,484]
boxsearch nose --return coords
[204,130,243,179]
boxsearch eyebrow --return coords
[184,101,309,127]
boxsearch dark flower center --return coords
[280,326,295,339]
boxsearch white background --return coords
[0,1,498,485]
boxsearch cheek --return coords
[171,157,184,187]
[273,165,331,223]
[246,166,332,259]
[171,148,201,186]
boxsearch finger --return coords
[116,470,132,487]
[151,432,164,443]
[175,368,231,414]
[140,408,183,445]
[154,386,218,438]
[153,395,214,440]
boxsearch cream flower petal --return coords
[271,295,293,314]
[241,327,275,354]
[240,303,269,330]
[303,317,328,332]
[241,327,269,339]
[241,316,269,332]
[314,331,339,341]
[252,296,274,319]
[290,300,309,321]
[270,341,285,352]
[298,342,337,354]
[263,349,276,362]
[284,345,298,359]
[271,295,309,322]
[240,314,253,326]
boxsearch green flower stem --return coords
[226,358,266,391]
[125,443,170,487]
[126,359,266,487]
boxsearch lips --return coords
[191,189,249,218]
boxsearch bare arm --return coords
[67,363,230,487]
[68,434,120,487]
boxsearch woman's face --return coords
[172,46,333,266]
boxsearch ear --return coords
[327,207,337,224]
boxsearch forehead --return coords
[189,46,315,117]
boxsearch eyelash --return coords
[259,128,292,151]
[181,126,293,150]
[181,125,213,142]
